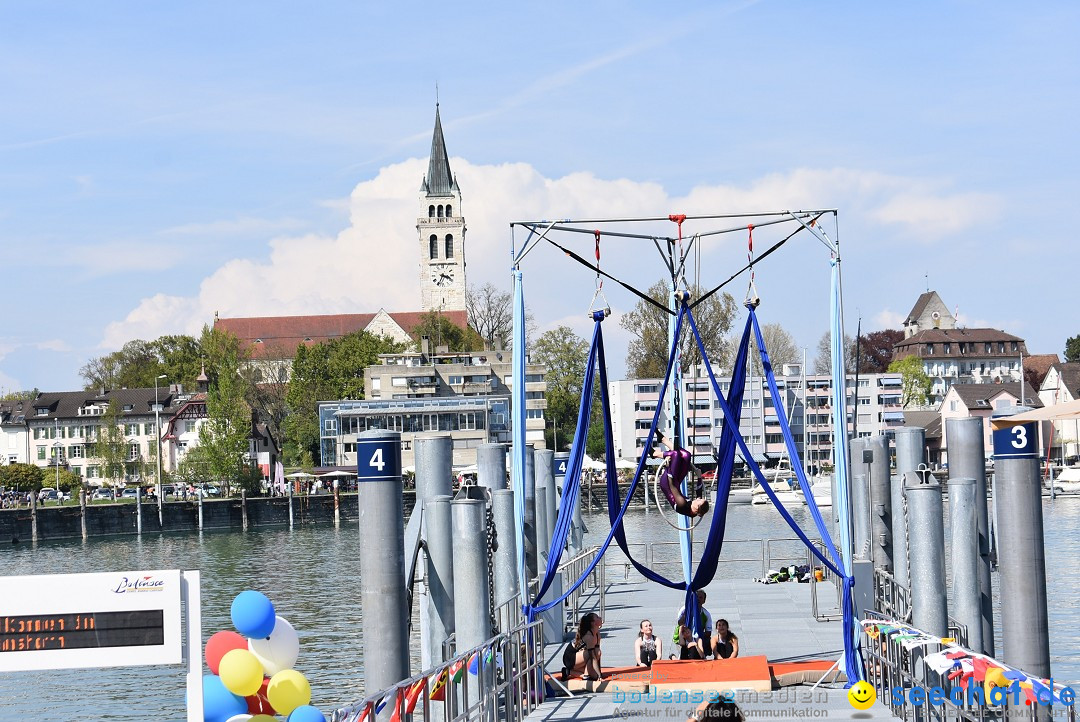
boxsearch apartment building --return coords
[318,348,547,469]
[892,328,1028,405]
[0,400,31,465]
[608,364,904,469]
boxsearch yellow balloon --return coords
[267,669,311,716]
[219,648,265,697]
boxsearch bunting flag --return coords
[429,668,449,702]
[390,679,426,722]
[450,658,466,683]
[468,649,486,676]
[356,702,372,722]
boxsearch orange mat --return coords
[649,656,772,693]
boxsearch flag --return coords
[450,658,466,683]
[468,650,482,676]
[404,678,426,714]
[382,689,403,720]
[429,667,449,702]
[357,702,373,722]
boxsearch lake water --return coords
[1,496,1078,720]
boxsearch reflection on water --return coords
[1,497,1077,719]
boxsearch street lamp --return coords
[154,374,167,526]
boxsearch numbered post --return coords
[356,430,410,696]
[990,411,1050,677]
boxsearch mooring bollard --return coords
[135,486,143,535]
[523,443,538,582]
[333,479,340,526]
[893,426,925,591]
[80,486,87,541]
[948,477,980,652]
[30,490,38,543]
[287,478,294,529]
[868,435,892,572]
[197,484,204,530]
[241,489,248,531]
[491,488,520,626]
[424,495,454,690]
[357,429,410,698]
[906,470,948,637]
[477,443,507,492]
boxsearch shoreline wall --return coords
[0,492,417,543]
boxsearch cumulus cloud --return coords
[872,309,906,330]
[100,160,997,352]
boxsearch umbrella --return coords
[582,456,606,471]
[615,458,637,470]
[457,465,479,475]
[319,470,354,478]
[285,471,315,479]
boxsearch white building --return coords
[0,399,31,465]
[1038,362,1080,461]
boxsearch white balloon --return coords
[248,615,300,676]
[225,716,253,722]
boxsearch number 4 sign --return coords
[356,436,402,481]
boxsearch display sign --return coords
[0,570,183,671]
[992,421,1038,459]
[356,436,401,481]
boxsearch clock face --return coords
[432,266,454,287]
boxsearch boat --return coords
[1049,467,1080,495]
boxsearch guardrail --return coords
[557,546,605,633]
[598,537,820,580]
[332,619,547,722]
[861,613,1072,722]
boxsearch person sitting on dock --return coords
[653,432,709,518]
[673,614,704,660]
[712,619,740,659]
[634,619,662,668]
[561,612,603,682]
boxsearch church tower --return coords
[418,105,466,314]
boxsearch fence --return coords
[332,619,547,722]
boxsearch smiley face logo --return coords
[847,680,877,710]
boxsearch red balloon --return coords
[246,677,274,715]
[205,630,248,675]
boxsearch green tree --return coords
[198,339,250,497]
[0,463,44,492]
[411,311,483,352]
[621,280,738,378]
[531,326,589,452]
[1065,335,1080,363]
[0,388,39,401]
[79,334,204,392]
[97,400,129,487]
[889,355,933,408]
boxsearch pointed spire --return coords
[424,104,455,197]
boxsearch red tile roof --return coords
[214,310,468,359]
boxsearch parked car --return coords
[91,488,114,501]
[120,487,139,499]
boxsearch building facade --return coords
[319,349,546,469]
[1038,362,1080,461]
[0,400,31,465]
[892,328,1028,406]
[418,104,467,314]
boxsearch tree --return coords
[467,282,513,350]
[79,334,204,392]
[197,341,250,497]
[889,355,933,408]
[0,388,38,401]
[854,329,905,373]
[745,323,799,375]
[530,326,589,453]
[813,331,856,375]
[621,280,738,378]
[0,463,44,492]
[97,400,129,486]
[1065,335,1080,363]
[411,311,483,353]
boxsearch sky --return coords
[2,1,1078,394]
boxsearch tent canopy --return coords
[1004,398,1080,423]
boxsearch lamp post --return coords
[154,374,167,526]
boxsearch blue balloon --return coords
[231,590,276,638]
[202,674,246,722]
[289,705,327,722]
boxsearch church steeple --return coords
[421,104,457,197]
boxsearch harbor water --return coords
[1,497,1078,720]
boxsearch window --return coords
[87,466,100,479]
[437,205,444,218]
[526,409,544,419]
[37,446,46,460]
[985,343,992,354]
[635,384,659,394]
[950,401,957,411]
[391,377,407,387]
[445,234,454,258]
[70,445,84,459]
[125,423,139,436]
[525,374,544,383]
[943,343,951,353]
[1011,341,1018,352]
[429,205,435,218]
[127,443,140,461]
[324,419,336,432]
[998,342,1005,353]
[448,375,464,385]
[429,234,438,259]
[925,344,934,355]
[123,404,134,412]
[371,378,381,391]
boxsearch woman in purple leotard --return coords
[653,433,709,517]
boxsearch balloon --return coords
[220,649,266,697]
[250,717,277,722]
[206,631,249,675]
[225,716,253,722]
[203,674,247,722]
[231,591,276,639]
[246,678,274,715]
[249,616,300,676]
[288,705,326,722]
[267,669,312,716]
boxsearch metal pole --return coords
[945,417,995,655]
[905,470,948,636]
[850,437,870,560]
[197,483,204,530]
[287,478,294,529]
[424,495,455,680]
[452,498,490,649]
[80,485,87,541]
[357,430,410,695]
[477,443,507,492]
[947,477,981,652]
[535,449,556,555]
[333,479,340,526]
[523,443,537,582]
[135,486,143,535]
[996,454,1051,677]
[893,426,924,591]
[415,434,453,501]
[535,486,549,571]
[30,491,38,543]
[868,435,892,572]
[155,373,166,527]
[491,489,520,614]
[241,489,248,531]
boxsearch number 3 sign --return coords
[991,420,1037,459]
[356,435,402,481]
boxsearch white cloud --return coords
[872,191,998,237]
[68,240,184,275]
[159,216,307,238]
[872,309,905,330]
[101,160,999,355]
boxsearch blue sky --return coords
[2,1,1078,393]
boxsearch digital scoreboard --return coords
[0,570,183,671]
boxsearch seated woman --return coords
[712,619,740,659]
[672,614,704,660]
[561,612,603,681]
[634,619,662,668]
[653,433,709,518]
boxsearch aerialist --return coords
[653,432,709,518]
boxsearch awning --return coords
[693,455,717,466]
[995,398,1080,423]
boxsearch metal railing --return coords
[332,619,547,722]
[556,546,605,633]
[598,537,819,580]
[861,613,1074,722]
[874,567,912,624]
